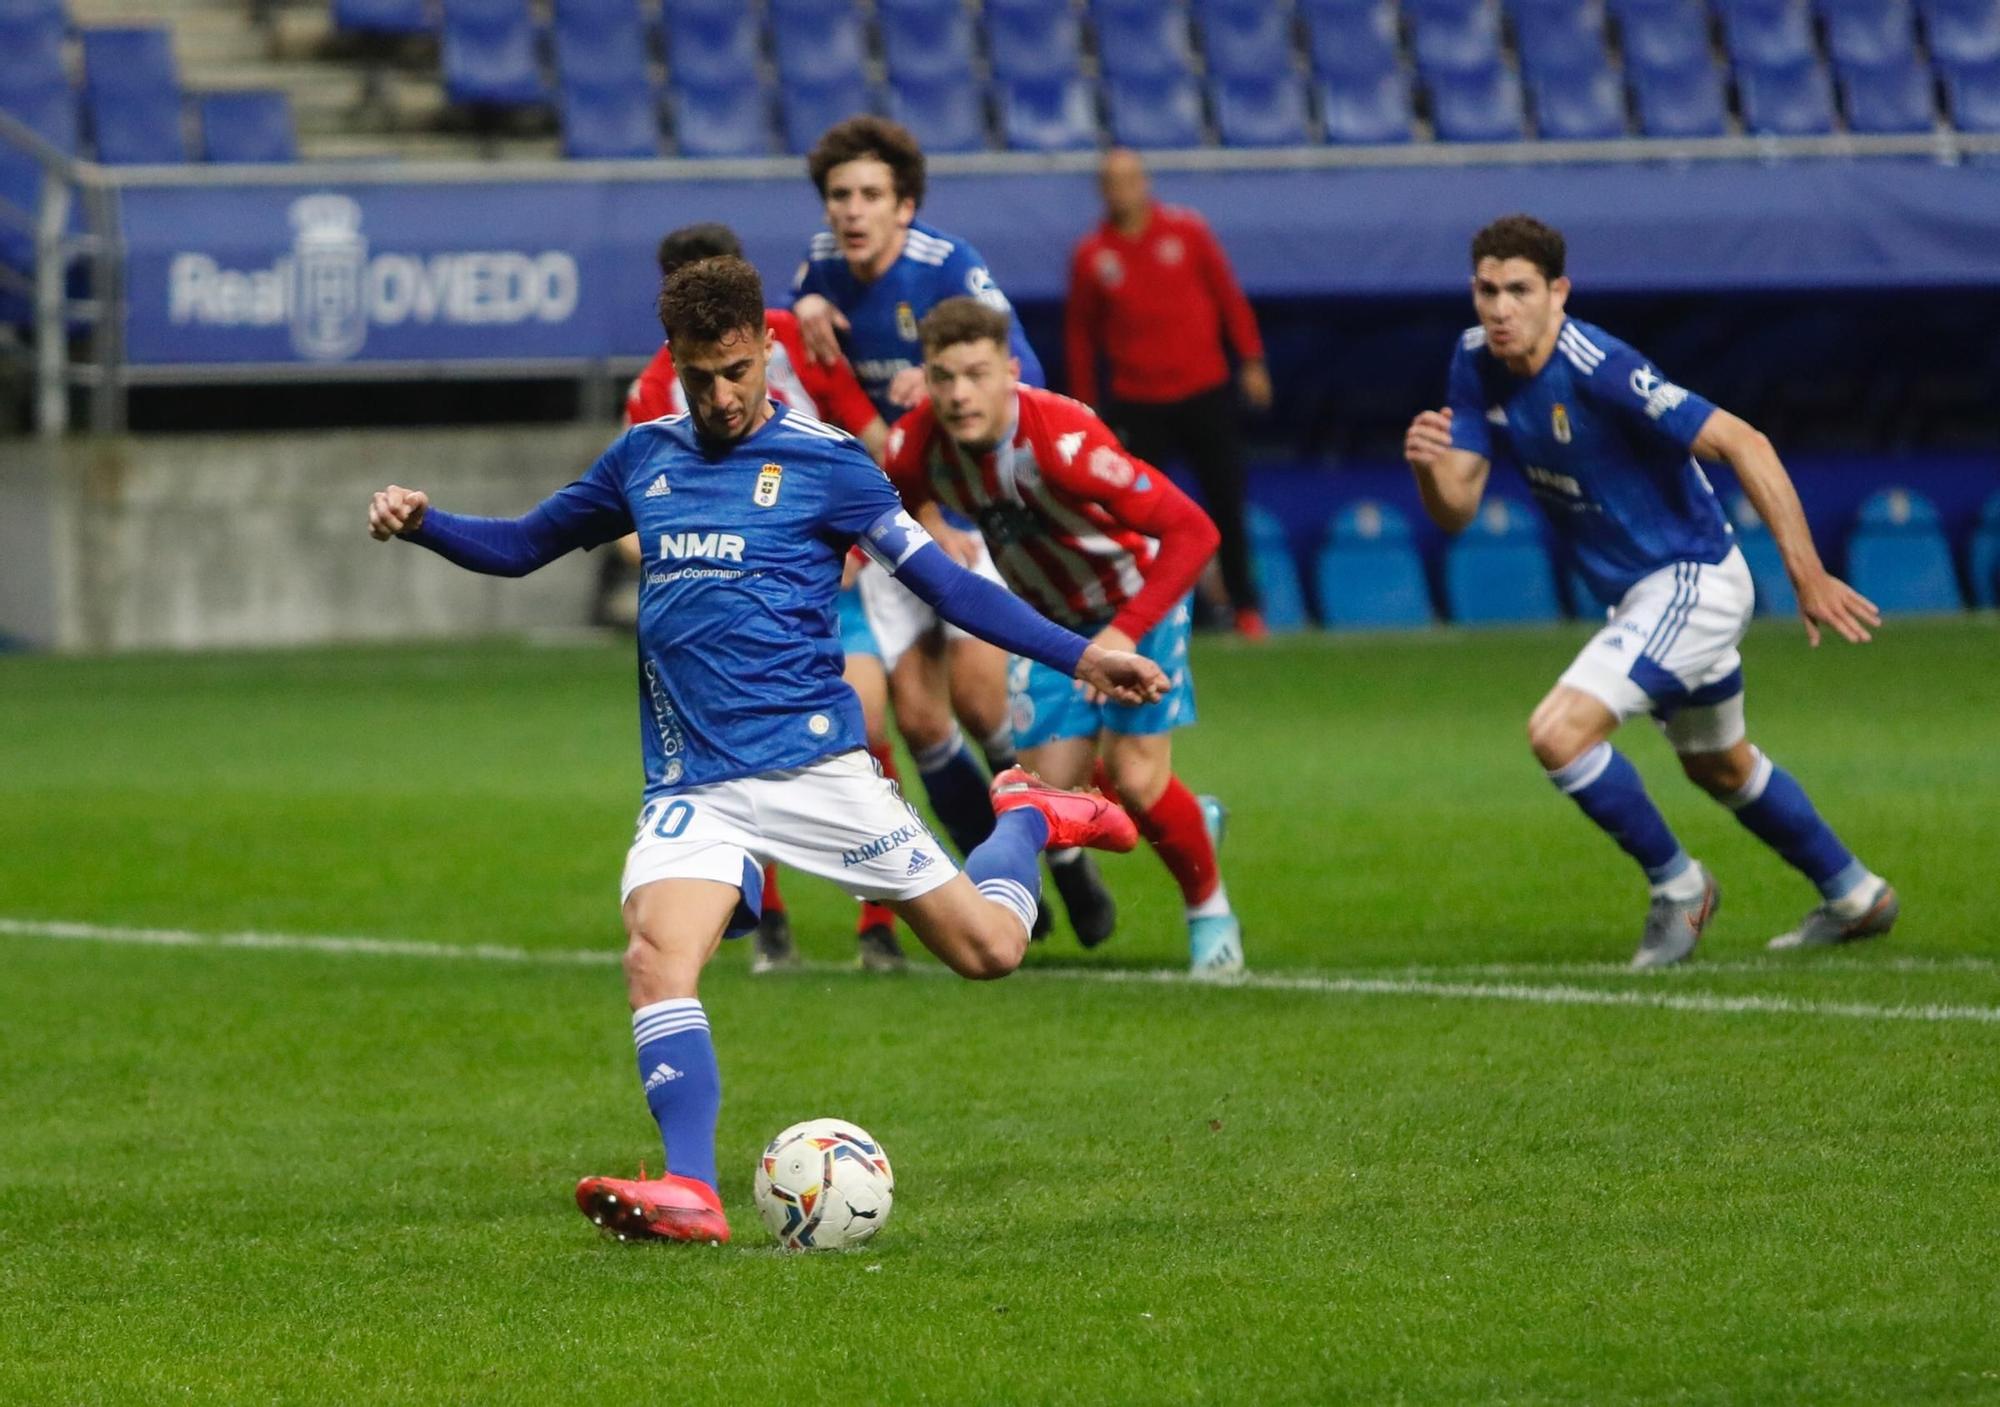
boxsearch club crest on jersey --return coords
[1552,403,1572,444]
[896,301,917,341]
[754,462,783,507]
[1094,250,1123,287]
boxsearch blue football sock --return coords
[963,807,1048,936]
[913,727,997,856]
[632,997,721,1189]
[1548,742,1692,887]
[1720,749,1866,900]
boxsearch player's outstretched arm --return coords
[1404,408,1490,533]
[366,482,613,578]
[1693,409,1881,647]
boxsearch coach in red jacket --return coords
[1065,148,1271,639]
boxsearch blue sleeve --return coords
[792,251,829,302]
[1446,340,1492,459]
[404,439,633,576]
[1575,336,1718,451]
[818,437,909,540]
[946,241,1044,388]
[890,536,1090,676]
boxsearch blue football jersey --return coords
[527,404,908,795]
[793,218,1046,422]
[1447,317,1733,603]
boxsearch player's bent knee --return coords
[1679,748,1754,797]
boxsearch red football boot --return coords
[575,1169,730,1244]
[990,767,1139,853]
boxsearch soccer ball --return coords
[753,1118,894,1251]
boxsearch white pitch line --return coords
[4,916,1998,1026]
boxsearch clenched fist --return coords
[368,485,430,541]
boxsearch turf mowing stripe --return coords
[6,916,1999,1026]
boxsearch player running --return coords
[624,221,908,974]
[1404,214,1898,968]
[790,117,1120,943]
[887,298,1244,978]
[367,256,1167,1243]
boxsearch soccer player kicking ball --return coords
[367,257,1167,1243]
[886,297,1245,978]
[1404,214,1898,968]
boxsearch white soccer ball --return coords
[753,1118,895,1251]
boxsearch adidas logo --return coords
[644,474,671,498]
[906,849,935,875]
[643,1062,682,1091]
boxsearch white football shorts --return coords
[1559,545,1754,754]
[619,751,958,921]
[855,534,1009,672]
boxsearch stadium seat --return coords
[1305,2,1400,81]
[1736,56,1836,133]
[1092,1,1198,82]
[1427,63,1527,140]
[771,7,867,86]
[1443,498,1561,624]
[1616,0,1711,71]
[999,77,1099,151]
[332,0,435,36]
[439,0,548,108]
[1942,56,2000,129]
[1245,507,1310,633]
[1319,69,1416,141]
[1845,488,1964,613]
[782,72,878,155]
[1631,55,1731,134]
[1532,64,1629,136]
[1726,495,1799,617]
[888,74,989,152]
[1514,4,1612,78]
[0,60,77,275]
[80,28,190,164]
[1838,55,1936,132]
[1967,490,2000,607]
[670,77,773,156]
[1822,0,1918,66]
[554,0,650,84]
[1919,0,2000,67]
[1214,71,1315,146]
[1412,2,1505,75]
[1105,72,1206,147]
[1197,0,1298,81]
[0,12,64,104]
[663,0,761,84]
[987,1,1084,82]
[198,91,298,163]
[1720,0,1817,67]
[879,0,977,84]
[1314,501,1435,630]
[560,71,662,157]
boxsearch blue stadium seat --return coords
[1306,2,1401,80]
[670,77,773,156]
[1197,0,1298,80]
[1838,55,1936,132]
[1532,64,1629,136]
[1443,498,1561,625]
[1092,0,1197,82]
[0,12,64,102]
[771,6,867,86]
[1616,0,1711,73]
[1737,56,1835,133]
[1246,507,1310,633]
[987,1,1084,82]
[198,90,298,163]
[1726,495,1799,617]
[1631,55,1731,134]
[1822,0,1918,66]
[1105,72,1206,146]
[0,62,77,274]
[1214,71,1315,145]
[1319,69,1416,141]
[1427,62,1527,139]
[1515,4,1611,78]
[1412,2,1504,75]
[0,0,66,23]
[1845,488,1964,613]
[1967,490,2000,607]
[663,0,760,82]
[560,71,661,157]
[880,0,976,84]
[439,0,547,107]
[554,0,650,84]
[1720,0,1816,67]
[999,76,1098,151]
[1919,0,2000,67]
[333,0,434,36]
[781,72,878,155]
[1943,57,2000,129]
[80,28,189,164]
[1314,501,1434,630]
[887,74,989,152]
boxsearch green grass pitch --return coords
[2,617,1996,1403]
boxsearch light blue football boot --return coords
[1188,795,1242,979]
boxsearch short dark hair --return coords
[658,256,765,345]
[919,297,1010,358]
[657,222,743,280]
[1470,214,1566,282]
[808,115,926,208]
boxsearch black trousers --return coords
[1105,383,1258,613]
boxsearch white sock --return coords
[1651,865,1707,903]
[1826,872,1886,919]
[1188,880,1231,921]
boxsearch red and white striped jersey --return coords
[885,385,1218,639]
[625,308,881,434]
